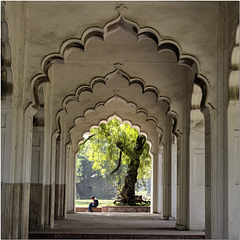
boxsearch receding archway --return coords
[28,5,210,235]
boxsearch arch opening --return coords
[74,117,152,210]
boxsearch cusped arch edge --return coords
[72,113,156,156]
[30,10,210,117]
[69,94,161,134]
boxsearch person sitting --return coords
[86,195,99,212]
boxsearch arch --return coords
[76,114,154,155]
[71,95,160,131]
[229,24,239,102]
[1,2,13,102]
[55,68,180,137]
[30,7,209,113]
[62,68,160,111]
[68,95,165,154]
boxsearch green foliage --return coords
[75,155,101,183]
[78,118,151,194]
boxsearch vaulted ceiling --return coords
[16,1,218,153]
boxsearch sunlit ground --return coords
[75,192,151,207]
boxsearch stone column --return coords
[64,138,70,218]
[202,105,230,239]
[50,131,59,225]
[66,146,76,213]
[55,121,67,219]
[227,101,239,239]
[189,113,205,230]
[228,24,239,239]
[1,104,13,239]
[176,124,190,230]
[29,127,45,230]
[54,136,61,219]
[171,136,177,220]
[162,117,172,220]
[10,105,37,239]
[151,141,161,214]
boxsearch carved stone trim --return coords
[1,2,13,102]
[69,94,162,135]
[229,24,239,102]
[30,8,209,112]
[55,68,179,136]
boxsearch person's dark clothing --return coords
[88,198,98,212]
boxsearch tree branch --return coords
[78,134,96,148]
[116,141,135,160]
[111,150,122,175]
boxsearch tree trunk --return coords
[117,135,146,205]
[120,157,140,204]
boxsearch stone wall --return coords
[76,176,117,199]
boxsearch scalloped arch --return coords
[229,24,239,102]
[62,68,161,112]
[30,9,210,125]
[73,113,155,156]
[69,94,162,135]
[55,68,177,134]
[1,2,13,101]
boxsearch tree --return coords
[78,118,151,205]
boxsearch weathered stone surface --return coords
[29,183,44,230]
[1,183,13,239]
[55,184,65,220]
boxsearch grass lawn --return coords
[75,199,150,207]
[75,199,115,207]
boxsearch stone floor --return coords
[29,212,205,239]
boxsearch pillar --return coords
[54,135,62,219]
[9,105,37,239]
[202,104,230,238]
[151,141,161,214]
[189,112,205,230]
[66,146,76,213]
[49,131,59,225]
[55,120,67,219]
[1,104,13,239]
[228,24,239,239]
[162,117,172,220]
[176,125,190,230]
[29,127,45,229]
[171,135,177,220]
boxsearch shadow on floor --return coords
[29,212,205,239]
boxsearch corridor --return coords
[1,2,239,239]
[29,212,205,239]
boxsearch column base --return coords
[176,224,187,230]
[67,210,76,214]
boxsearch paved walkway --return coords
[29,212,205,239]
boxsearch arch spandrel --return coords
[27,5,209,140]
[30,7,209,116]
[70,95,162,134]
[56,69,174,133]
[70,103,162,155]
